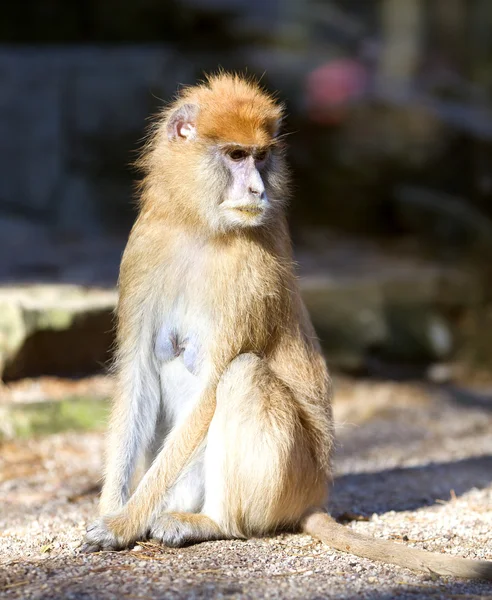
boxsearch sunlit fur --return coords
[82,74,492,581]
[87,72,332,544]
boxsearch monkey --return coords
[81,73,492,581]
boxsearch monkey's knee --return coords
[216,353,265,403]
[224,352,263,375]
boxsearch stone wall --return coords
[0,47,193,282]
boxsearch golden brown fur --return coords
[82,73,492,581]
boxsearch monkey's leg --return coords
[202,353,324,540]
[146,353,320,549]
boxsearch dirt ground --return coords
[1,377,492,599]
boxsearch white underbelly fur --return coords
[158,357,208,513]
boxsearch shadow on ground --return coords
[440,384,492,411]
[331,454,492,517]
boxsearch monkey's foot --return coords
[148,512,223,547]
[80,517,129,553]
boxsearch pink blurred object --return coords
[306,59,368,125]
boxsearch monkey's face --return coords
[164,92,287,234]
[212,144,273,230]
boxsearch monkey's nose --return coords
[249,186,265,200]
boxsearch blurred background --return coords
[2,0,492,422]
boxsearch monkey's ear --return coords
[167,104,199,141]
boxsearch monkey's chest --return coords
[155,314,210,427]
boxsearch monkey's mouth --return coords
[233,206,264,217]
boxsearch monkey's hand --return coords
[80,516,130,553]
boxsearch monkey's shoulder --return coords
[122,221,175,262]
[118,223,190,290]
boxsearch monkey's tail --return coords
[302,511,492,580]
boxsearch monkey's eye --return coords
[255,149,269,163]
[227,148,249,161]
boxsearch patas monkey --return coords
[82,73,492,580]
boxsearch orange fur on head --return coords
[137,73,288,231]
[177,73,283,146]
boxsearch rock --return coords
[0,257,485,382]
[0,395,109,440]
[394,185,492,255]
[301,276,387,371]
[301,261,478,373]
[0,285,117,381]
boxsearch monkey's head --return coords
[141,73,288,234]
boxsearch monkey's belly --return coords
[158,358,207,514]
[155,325,201,375]
[158,341,209,435]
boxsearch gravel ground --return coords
[1,378,492,599]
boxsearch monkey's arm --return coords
[98,245,162,515]
[98,370,161,516]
